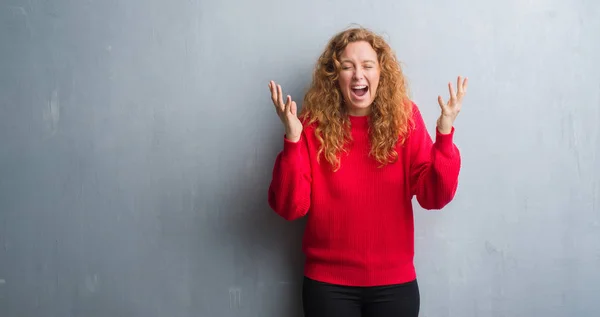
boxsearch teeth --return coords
[352,85,367,89]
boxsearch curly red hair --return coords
[300,26,414,171]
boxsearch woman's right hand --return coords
[269,81,303,143]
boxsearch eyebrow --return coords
[340,59,377,64]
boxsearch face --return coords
[337,41,381,116]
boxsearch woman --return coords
[267,26,467,317]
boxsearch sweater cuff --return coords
[434,126,455,155]
[281,134,303,160]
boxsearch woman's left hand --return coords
[437,76,468,134]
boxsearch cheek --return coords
[338,75,352,92]
[370,73,380,90]
[338,73,351,86]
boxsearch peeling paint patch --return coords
[84,274,99,292]
[229,287,241,308]
[44,88,60,136]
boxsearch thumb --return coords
[437,95,447,112]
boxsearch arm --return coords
[409,104,461,210]
[268,132,312,220]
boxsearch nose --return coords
[353,68,364,80]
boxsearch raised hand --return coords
[269,81,303,143]
[437,76,468,134]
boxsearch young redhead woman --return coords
[267,27,468,317]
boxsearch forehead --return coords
[340,41,378,62]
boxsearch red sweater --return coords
[268,102,461,287]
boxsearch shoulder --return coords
[299,114,318,134]
[400,100,430,147]
[408,100,422,120]
[403,99,424,132]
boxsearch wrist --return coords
[285,133,301,143]
[436,125,452,134]
[437,115,454,134]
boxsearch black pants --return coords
[302,276,420,317]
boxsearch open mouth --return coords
[351,85,369,97]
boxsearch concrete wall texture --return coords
[0,0,599,316]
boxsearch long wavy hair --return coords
[300,26,413,171]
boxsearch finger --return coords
[284,95,292,114]
[438,95,446,109]
[291,100,298,116]
[270,81,278,107]
[277,85,284,111]
[448,82,456,102]
[458,77,468,102]
[457,76,465,100]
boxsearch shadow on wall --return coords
[151,138,307,316]
[212,120,309,316]
[204,67,314,315]
[219,150,308,316]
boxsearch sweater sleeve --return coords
[408,104,461,210]
[268,132,312,220]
